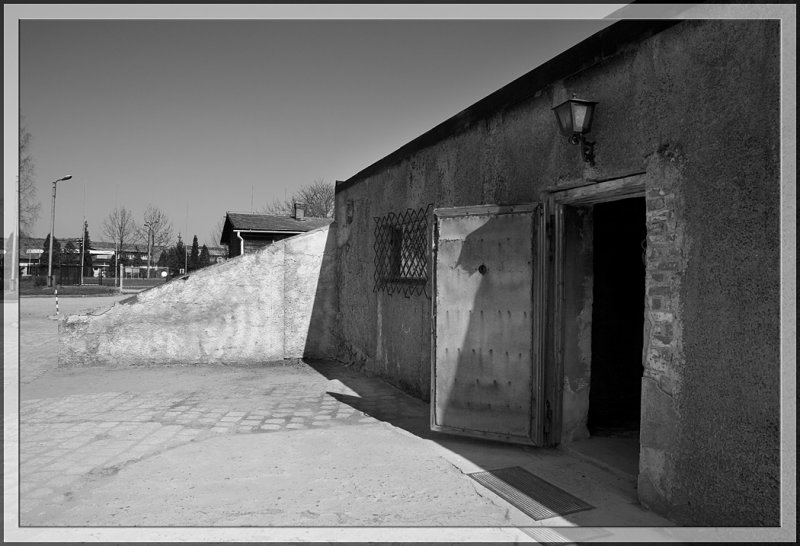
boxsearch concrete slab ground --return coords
[6,295,695,542]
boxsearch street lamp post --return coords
[149,229,155,278]
[47,175,73,287]
[143,220,158,279]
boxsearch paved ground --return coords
[17,295,131,384]
[5,295,690,542]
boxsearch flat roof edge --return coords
[335,19,681,195]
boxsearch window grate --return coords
[373,204,432,298]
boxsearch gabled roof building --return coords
[220,206,333,258]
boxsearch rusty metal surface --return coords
[469,466,594,521]
[432,208,536,440]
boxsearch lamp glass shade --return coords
[553,101,574,136]
[552,97,597,135]
[571,102,595,133]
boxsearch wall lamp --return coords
[552,94,598,165]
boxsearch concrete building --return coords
[332,19,781,525]
[60,18,786,526]
[220,208,333,258]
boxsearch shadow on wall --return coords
[300,225,339,359]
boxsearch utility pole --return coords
[185,202,189,274]
[79,220,87,285]
[143,219,163,279]
[144,221,152,279]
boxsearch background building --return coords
[220,207,333,258]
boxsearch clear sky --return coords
[11,7,626,247]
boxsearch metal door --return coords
[431,204,545,445]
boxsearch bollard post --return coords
[119,263,124,292]
[55,286,59,316]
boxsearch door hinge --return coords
[544,400,552,436]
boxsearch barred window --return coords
[374,204,432,297]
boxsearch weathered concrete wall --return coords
[59,226,337,367]
[560,206,593,443]
[632,21,781,526]
[334,19,780,526]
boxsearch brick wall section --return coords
[637,152,688,516]
[58,226,337,367]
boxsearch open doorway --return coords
[549,177,648,481]
[566,196,646,479]
[588,197,646,439]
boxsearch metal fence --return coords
[51,265,171,289]
[55,265,112,286]
[58,265,82,286]
[119,266,170,290]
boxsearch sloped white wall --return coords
[59,226,337,367]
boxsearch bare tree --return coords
[102,207,137,264]
[260,179,335,218]
[137,205,174,276]
[261,198,293,216]
[295,179,335,218]
[18,121,40,236]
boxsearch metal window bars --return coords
[373,204,433,297]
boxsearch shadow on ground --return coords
[307,358,561,463]
[304,359,671,531]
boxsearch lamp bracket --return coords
[567,133,596,165]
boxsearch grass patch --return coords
[19,284,120,297]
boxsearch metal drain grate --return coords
[469,466,594,521]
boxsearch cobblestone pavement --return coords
[8,296,687,541]
[18,363,432,523]
[6,298,532,539]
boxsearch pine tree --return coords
[199,244,211,268]
[80,221,93,275]
[133,245,145,266]
[169,235,186,274]
[40,234,62,276]
[63,241,78,265]
[189,235,200,271]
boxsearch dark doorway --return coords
[587,197,646,436]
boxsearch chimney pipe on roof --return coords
[293,202,306,220]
